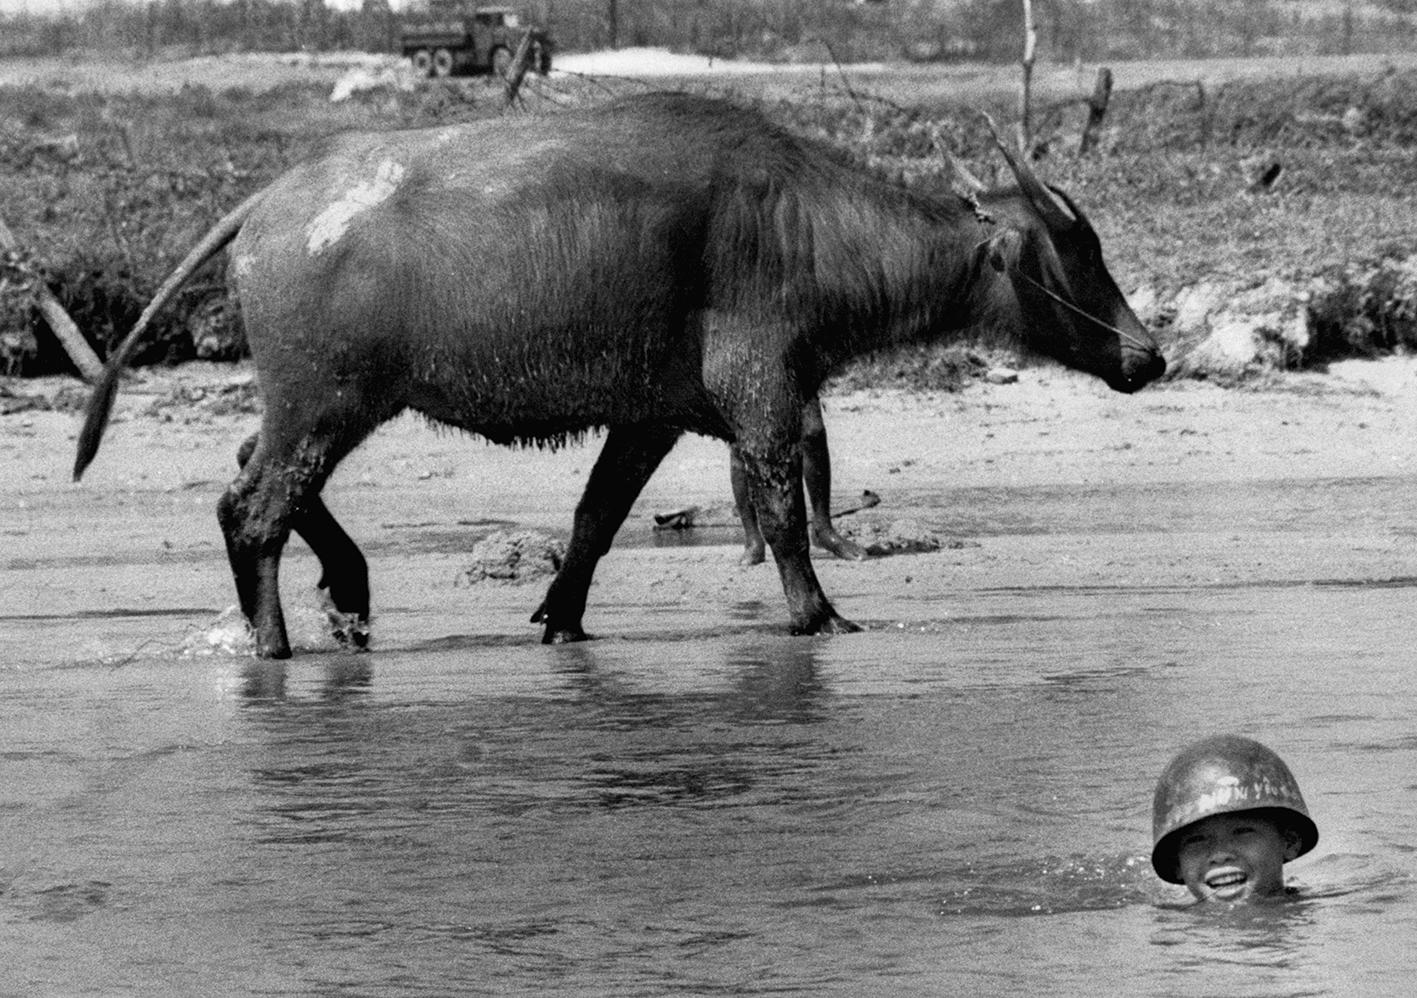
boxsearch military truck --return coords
[399,3,553,78]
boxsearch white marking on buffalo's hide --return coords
[305,159,405,255]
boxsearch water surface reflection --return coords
[3,580,1416,996]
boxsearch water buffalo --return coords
[74,91,1164,658]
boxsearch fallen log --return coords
[0,214,104,383]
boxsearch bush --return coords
[0,77,479,376]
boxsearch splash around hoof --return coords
[320,591,370,650]
[331,616,370,651]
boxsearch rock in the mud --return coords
[653,506,700,530]
[652,502,740,530]
[1166,276,1309,379]
[0,382,52,415]
[840,518,973,557]
[1171,281,1240,335]
[459,530,566,585]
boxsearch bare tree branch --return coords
[1019,0,1037,150]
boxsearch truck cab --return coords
[399,3,553,78]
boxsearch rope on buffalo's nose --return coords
[1012,268,1155,353]
[966,212,1153,355]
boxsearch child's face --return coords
[1174,812,1299,902]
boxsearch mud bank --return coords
[2,355,1413,656]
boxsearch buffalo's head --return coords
[971,120,1165,394]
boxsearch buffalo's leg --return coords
[220,422,369,659]
[732,398,866,566]
[219,438,300,659]
[801,398,867,562]
[532,424,682,644]
[736,437,860,636]
[236,433,370,647]
[729,446,767,566]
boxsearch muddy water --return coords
[4,435,1417,995]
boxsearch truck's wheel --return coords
[411,49,433,77]
[432,48,455,77]
[491,46,512,78]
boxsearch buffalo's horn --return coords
[946,153,988,195]
[928,125,988,195]
[978,110,1075,229]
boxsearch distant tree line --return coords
[2,0,1415,64]
[0,0,398,57]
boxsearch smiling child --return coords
[1151,734,1319,903]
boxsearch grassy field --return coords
[3,50,1417,381]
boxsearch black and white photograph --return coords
[2,1,1415,993]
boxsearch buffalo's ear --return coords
[984,229,1023,273]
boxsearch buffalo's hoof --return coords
[820,537,869,562]
[334,618,370,651]
[788,614,862,636]
[255,638,294,660]
[321,594,370,650]
[738,545,767,567]
[821,615,863,634]
[541,625,591,645]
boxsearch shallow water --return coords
[3,473,1416,997]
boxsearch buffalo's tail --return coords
[73,188,267,481]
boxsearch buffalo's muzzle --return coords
[1112,347,1167,393]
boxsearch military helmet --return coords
[1151,734,1319,884]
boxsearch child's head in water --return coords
[1151,735,1318,903]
